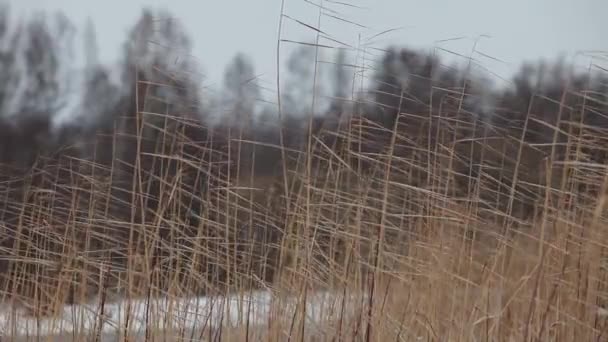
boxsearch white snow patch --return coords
[0,290,363,338]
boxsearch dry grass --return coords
[0,89,607,341]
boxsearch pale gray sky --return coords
[6,0,608,93]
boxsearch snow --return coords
[0,290,363,339]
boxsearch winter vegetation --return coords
[0,2,608,341]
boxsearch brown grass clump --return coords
[0,79,607,341]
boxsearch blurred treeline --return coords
[0,6,605,190]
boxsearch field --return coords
[1,90,608,341]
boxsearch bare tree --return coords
[222,52,259,129]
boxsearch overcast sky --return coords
[6,0,608,93]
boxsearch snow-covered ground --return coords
[0,290,363,340]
